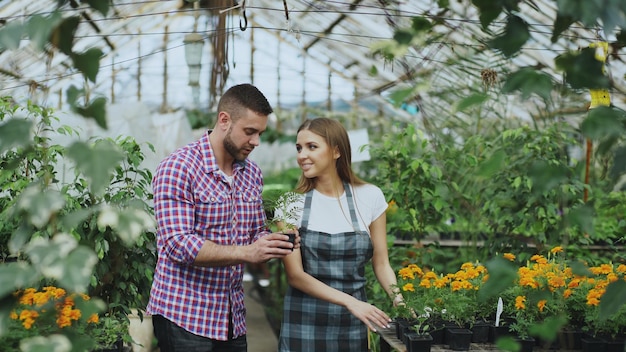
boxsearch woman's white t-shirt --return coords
[274,183,388,235]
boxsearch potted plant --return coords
[404,311,434,352]
[90,315,133,352]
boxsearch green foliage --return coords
[477,124,588,245]
[369,124,450,239]
[0,99,156,350]
[0,1,109,126]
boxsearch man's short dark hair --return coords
[218,84,273,121]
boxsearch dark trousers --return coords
[152,314,247,352]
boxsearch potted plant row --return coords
[394,246,626,352]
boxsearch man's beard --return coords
[224,128,247,162]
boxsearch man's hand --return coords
[246,231,299,263]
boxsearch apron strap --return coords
[301,182,362,232]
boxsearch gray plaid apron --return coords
[278,183,374,351]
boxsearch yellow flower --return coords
[503,253,516,261]
[530,254,548,264]
[10,286,99,332]
[550,246,563,254]
[537,300,547,312]
[402,283,415,292]
[515,296,526,310]
[399,267,415,280]
[87,314,100,324]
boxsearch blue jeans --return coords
[152,314,247,352]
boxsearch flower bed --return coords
[394,247,626,344]
[1,286,131,352]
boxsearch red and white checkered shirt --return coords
[146,131,269,340]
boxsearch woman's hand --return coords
[345,299,391,332]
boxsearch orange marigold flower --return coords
[419,279,432,289]
[587,297,600,306]
[460,262,474,270]
[409,264,424,277]
[87,314,99,324]
[568,278,580,288]
[616,264,626,274]
[423,271,438,280]
[399,267,415,280]
[402,283,415,292]
[563,289,572,299]
[433,278,448,288]
[519,276,538,288]
[503,253,516,261]
[537,299,547,312]
[33,292,49,306]
[550,246,563,254]
[548,276,566,289]
[515,296,526,310]
[57,315,72,328]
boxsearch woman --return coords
[276,117,402,352]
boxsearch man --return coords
[147,84,297,352]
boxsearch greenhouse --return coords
[0,1,625,352]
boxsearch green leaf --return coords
[49,15,80,55]
[477,150,505,178]
[551,14,576,43]
[66,139,125,196]
[60,207,93,230]
[27,13,63,51]
[0,20,25,50]
[455,93,488,112]
[489,15,530,57]
[0,262,40,298]
[479,257,518,301]
[97,205,156,246]
[599,280,626,321]
[19,334,72,352]
[16,187,66,228]
[411,17,432,32]
[58,246,98,292]
[9,224,33,255]
[388,87,416,107]
[610,146,626,180]
[556,0,603,27]
[567,259,593,277]
[528,160,571,194]
[72,48,103,83]
[72,97,108,129]
[502,68,554,101]
[0,118,32,153]
[83,0,111,16]
[528,316,567,341]
[555,48,610,89]
[471,0,503,28]
[393,29,414,45]
[566,204,595,236]
[66,85,82,105]
[581,106,625,140]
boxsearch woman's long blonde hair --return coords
[294,118,366,193]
